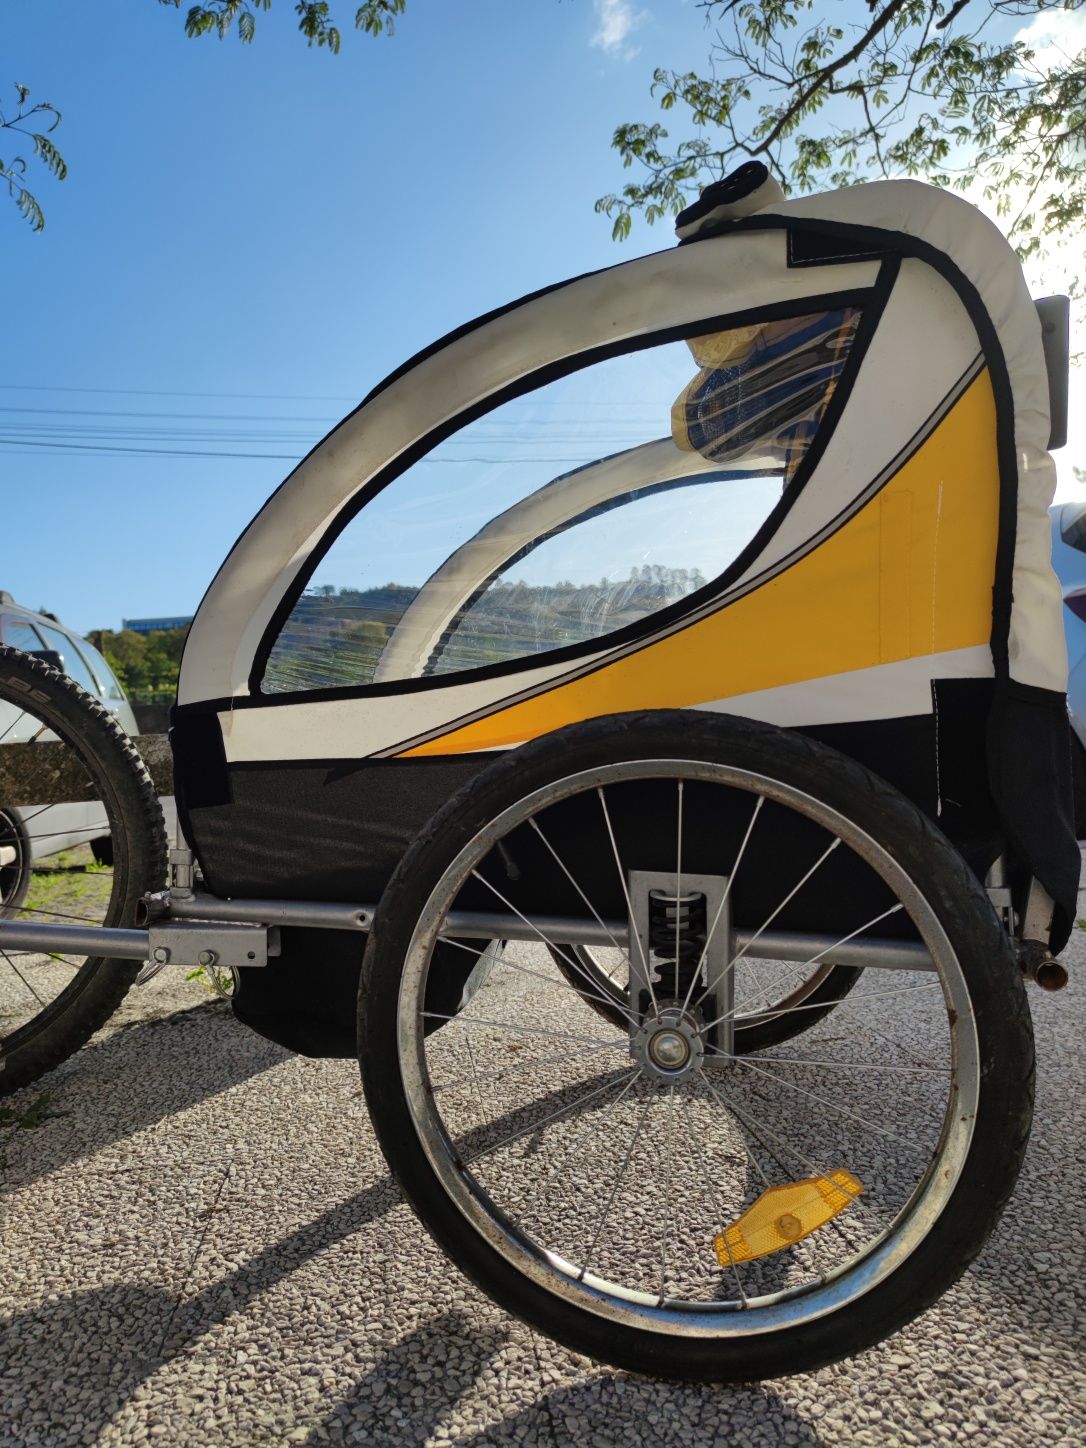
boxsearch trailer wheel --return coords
[360,710,1033,1382]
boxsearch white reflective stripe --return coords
[691,647,993,728]
[216,647,602,763]
[217,646,992,764]
[178,234,880,705]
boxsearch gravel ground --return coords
[2,893,1084,1446]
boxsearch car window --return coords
[262,306,861,694]
[78,639,127,701]
[1,618,46,653]
[35,624,102,695]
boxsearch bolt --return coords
[197,950,217,968]
[151,946,170,964]
[649,1029,689,1070]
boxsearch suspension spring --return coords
[647,888,708,1002]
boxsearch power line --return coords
[0,382,358,402]
[0,436,600,463]
[0,437,301,459]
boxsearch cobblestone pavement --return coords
[2,904,1084,1447]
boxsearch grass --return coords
[0,1090,63,1129]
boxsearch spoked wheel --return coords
[547,943,862,1051]
[360,711,1034,1382]
[0,646,167,1096]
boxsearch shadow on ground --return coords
[0,997,287,1191]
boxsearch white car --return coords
[1049,502,1086,833]
[0,596,140,910]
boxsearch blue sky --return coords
[3,0,1081,633]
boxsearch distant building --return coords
[121,615,194,635]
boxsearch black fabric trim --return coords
[169,709,230,827]
[182,754,487,901]
[986,680,1078,952]
[247,285,881,703]
[787,229,887,268]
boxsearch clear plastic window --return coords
[263,309,858,694]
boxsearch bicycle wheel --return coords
[547,943,861,1051]
[0,646,167,1096]
[359,710,1033,1382]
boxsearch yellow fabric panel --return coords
[401,371,999,758]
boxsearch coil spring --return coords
[648,889,707,997]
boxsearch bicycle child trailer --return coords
[1,165,1075,1382]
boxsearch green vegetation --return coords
[24,844,114,921]
[264,566,709,693]
[7,3,1083,259]
[89,627,188,704]
[0,1091,60,1129]
[599,1,1085,269]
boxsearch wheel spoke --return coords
[721,1052,931,1152]
[580,1086,653,1281]
[421,1011,617,1049]
[658,1083,676,1303]
[1,949,46,1006]
[689,834,841,1015]
[725,1053,950,1076]
[440,935,636,1024]
[519,1068,645,1214]
[467,868,617,1000]
[467,1066,640,1165]
[432,1039,624,1095]
[0,708,28,746]
[528,817,630,963]
[696,1069,868,1222]
[680,1086,749,1306]
[700,978,941,1036]
[678,796,763,1017]
[732,902,905,1016]
[597,786,660,1018]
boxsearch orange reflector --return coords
[713,1169,863,1266]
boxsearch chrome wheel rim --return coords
[396,759,979,1339]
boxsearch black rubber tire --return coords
[0,646,167,1096]
[359,710,1034,1383]
[0,806,32,914]
[547,942,862,1051]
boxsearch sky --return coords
[3,0,1082,635]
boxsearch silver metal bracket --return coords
[146,919,278,972]
[169,846,196,901]
[984,856,1014,929]
[628,870,733,1063]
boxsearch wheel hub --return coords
[632,1007,704,1082]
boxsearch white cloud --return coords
[591,0,646,59]
[1015,6,1086,70]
